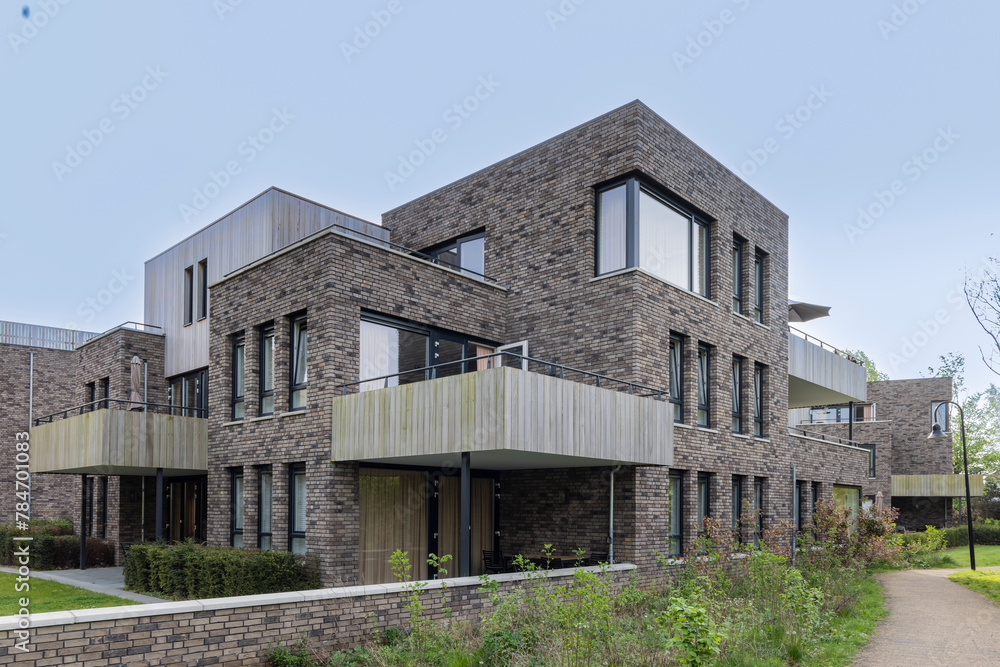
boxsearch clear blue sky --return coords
[3,1,998,394]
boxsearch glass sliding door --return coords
[359,469,428,584]
[438,476,494,577]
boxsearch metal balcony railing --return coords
[788,425,862,448]
[788,326,863,365]
[33,398,205,426]
[337,351,669,399]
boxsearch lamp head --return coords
[927,422,947,440]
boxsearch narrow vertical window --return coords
[861,445,876,478]
[99,377,110,409]
[731,476,743,538]
[669,474,683,556]
[289,465,306,555]
[259,470,273,550]
[753,363,765,438]
[183,266,194,326]
[597,184,628,274]
[669,335,684,423]
[697,345,710,427]
[732,239,743,314]
[731,357,743,433]
[231,470,244,548]
[931,401,950,432]
[754,478,764,543]
[697,473,711,534]
[753,252,764,323]
[811,482,820,520]
[259,325,275,415]
[290,316,308,410]
[87,382,96,412]
[795,481,804,533]
[232,335,245,420]
[197,259,208,320]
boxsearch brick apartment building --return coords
[11,101,972,585]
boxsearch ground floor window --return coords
[359,468,495,584]
[289,465,306,555]
[259,469,272,550]
[832,485,861,525]
[231,470,244,548]
[697,473,711,534]
[731,475,744,540]
[668,474,683,556]
[754,477,765,542]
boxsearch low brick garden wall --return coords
[0,563,637,665]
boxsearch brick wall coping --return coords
[788,431,871,453]
[213,226,509,292]
[0,563,636,631]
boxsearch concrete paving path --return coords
[0,566,163,604]
[853,567,1000,666]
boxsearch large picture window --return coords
[427,232,486,279]
[596,177,709,296]
[290,316,308,410]
[259,325,275,415]
[669,334,683,423]
[697,345,711,427]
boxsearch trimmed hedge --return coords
[942,523,1000,547]
[0,520,114,570]
[123,540,320,599]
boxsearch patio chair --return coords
[483,550,506,574]
[587,551,608,566]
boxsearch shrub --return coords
[0,520,112,570]
[123,540,319,599]
[942,522,1000,547]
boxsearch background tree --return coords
[844,349,889,382]
[966,256,1000,377]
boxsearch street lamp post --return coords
[928,401,975,571]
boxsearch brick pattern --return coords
[207,232,507,585]
[0,568,638,665]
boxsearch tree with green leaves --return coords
[844,349,889,382]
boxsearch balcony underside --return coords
[788,335,867,408]
[29,409,208,476]
[892,474,985,497]
[332,366,673,469]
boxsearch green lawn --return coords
[937,545,1000,569]
[948,570,1000,606]
[811,573,889,666]
[0,573,135,615]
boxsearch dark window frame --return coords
[669,472,683,556]
[425,230,487,279]
[232,334,246,420]
[197,259,208,320]
[86,381,96,412]
[595,175,711,297]
[669,334,684,424]
[697,344,711,428]
[731,475,744,540]
[931,401,950,432]
[289,464,306,555]
[289,314,308,411]
[753,251,765,324]
[860,444,876,478]
[99,377,110,410]
[697,473,711,536]
[258,468,273,551]
[183,265,194,326]
[753,363,765,438]
[259,324,275,416]
[732,356,743,434]
[754,478,765,542]
[732,238,743,315]
[231,469,244,548]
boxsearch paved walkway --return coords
[0,566,163,604]
[853,567,1000,666]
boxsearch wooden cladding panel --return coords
[331,367,672,466]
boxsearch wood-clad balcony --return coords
[788,327,868,409]
[29,400,207,476]
[332,359,673,469]
[892,474,985,498]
